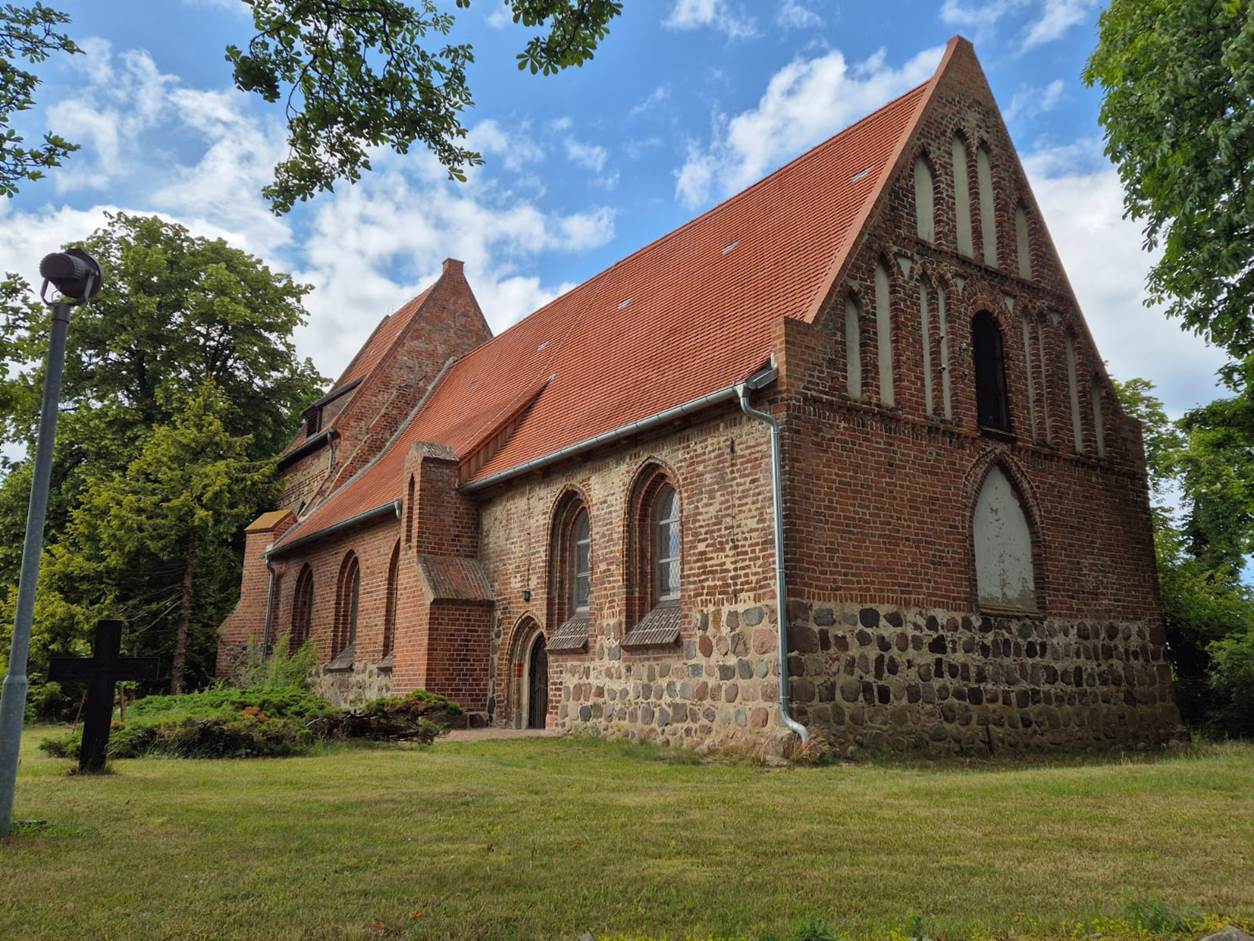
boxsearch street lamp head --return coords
[39,248,103,303]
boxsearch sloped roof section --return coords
[275,48,950,551]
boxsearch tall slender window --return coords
[919,282,934,416]
[405,475,415,544]
[653,484,681,604]
[1065,333,1083,452]
[291,565,314,651]
[845,295,862,401]
[914,157,935,242]
[1015,204,1032,279]
[875,262,894,407]
[938,286,952,419]
[1091,378,1106,458]
[972,312,1011,434]
[334,552,361,657]
[977,146,998,267]
[952,136,974,258]
[382,541,399,659]
[570,507,591,613]
[1022,316,1038,440]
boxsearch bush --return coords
[311,689,463,745]
[1209,628,1254,737]
[232,634,318,691]
[40,685,461,761]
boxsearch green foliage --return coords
[1208,627,1254,737]
[228,0,622,212]
[124,684,337,723]
[1113,376,1254,736]
[1118,896,1205,935]
[312,688,463,744]
[1084,0,1254,360]
[0,2,80,197]
[232,634,318,691]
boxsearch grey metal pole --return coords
[0,299,73,836]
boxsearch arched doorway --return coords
[526,633,549,729]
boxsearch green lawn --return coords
[3,729,1252,941]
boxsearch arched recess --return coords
[952,134,974,258]
[968,458,1043,615]
[976,145,998,267]
[381,540,400,660]
[505,615,547,729]
[844,292,863,401]
[913,154,935,242]
[333,551,361,659]
[971,310,1011,435]
[1014,203,1032,279]
[290,564,314,651]
[874,259,894,407]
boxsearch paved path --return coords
[441,727,564,742]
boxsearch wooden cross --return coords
[48,620,160,772]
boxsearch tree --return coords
[1113,376,1254,734]
[0,213,324,595]
[0,1,79,197]
[229,0,623,212]
[37,383,277,693]
[1084,0,1254,360]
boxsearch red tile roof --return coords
[275,52,948,552]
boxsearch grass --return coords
[3,728,1253,941]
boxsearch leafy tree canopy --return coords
[1085,0,1254,360]
[0,1,78,196]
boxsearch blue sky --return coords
[0,0,1228,418]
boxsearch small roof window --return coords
[617,297,633,310]
[851,164,873,182]
[721,240,740,255]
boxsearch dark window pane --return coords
[972,312,1010,432]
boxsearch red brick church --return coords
[219,38,1182,754]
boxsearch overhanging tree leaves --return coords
[228,0,622,213]
[1084,0,1254,359]
[0,1,79,197]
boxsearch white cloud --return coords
[629,85,671,118]
[777,0,823,29]
[675,44,944,208]
[1022,0,1097,49]
[468,119,545,174]
[1022,140,1225,416]
[663,0,757,40]
[1005,78,1065,123]
[938,0,1094,49]
[564,138,608,174]
[486,2,513,28]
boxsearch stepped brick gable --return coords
[218,37,1183,755]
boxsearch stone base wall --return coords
[546,599,787,752]
[543,598,1184,756]
[311,662,393,707]
[787,602,1185,755]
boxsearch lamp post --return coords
[0,249,103,836]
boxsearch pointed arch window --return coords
[1091,377,1106,458]
[973,465,1039,614]
[913,156,935,242]
[844,294,862,400]
[381,540,399,661]
[291,565,314,651]
[977,146,998,267]
[548,495,593,652]
[972,312,1011,435]
[1065,333,1084,453]
[332,552,360,661]
[404,474,415,545]
[952,135,974,258]
[624,469,683,649]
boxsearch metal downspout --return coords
[735,383,809,743]
[261,559,277,653]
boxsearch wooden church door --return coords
[527,635,548,729]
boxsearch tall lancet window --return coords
[1091,377,1107,458]
[919,282,934,416]
[972,312,1011,434]
[874,262,894,406]
[845,294,862,401]
[1065,333,1084,452]
[952,135,974,258]
[977,146,998,267]
[914,157,935,242]
[938,285,952,420]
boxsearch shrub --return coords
[126,685,336,724]
[232,634,318,691]
[312,689,463,745]
[1208,628,1254,737]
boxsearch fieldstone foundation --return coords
[546,599,1184,755]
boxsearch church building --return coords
[219,38,1183,755]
